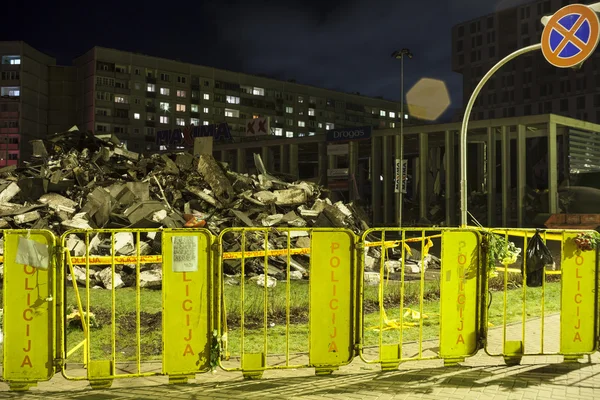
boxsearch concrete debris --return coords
[0,128,372,288]
[139,269,162,289]
[250,274,277,288]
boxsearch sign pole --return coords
[459,44,541,227]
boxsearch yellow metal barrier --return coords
[358,228,482,369]
[216,227,356,378]
[1,229,57,391]
[483,228,598,364]
[59,228,216,388]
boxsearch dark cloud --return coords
[2,0,535,119]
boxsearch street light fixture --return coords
[391,48,413,227]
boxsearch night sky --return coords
[4,0,532,121]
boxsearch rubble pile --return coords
[0,127,371,288]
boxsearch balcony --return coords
[146,76,157,84]
[0,143,19,151]
[113,102,130,109]
[146,91,156,99]
[190,111,200,118]
[146,105,156,113]
[114,116,130,124]
[115,86,130,95]
[145,121,155,127]
[0,111,19,119]
[191,84,200,91]
[0,127,18,134]
[95,114,112,123]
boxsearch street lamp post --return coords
[392,49,412,227]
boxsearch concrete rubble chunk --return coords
[0,182,20,204]
[0,127,373,287]
[97,267,125,289]
[140,269,162,289]
[249,274,277,288]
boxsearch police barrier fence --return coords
[0,226,598,390]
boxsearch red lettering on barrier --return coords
[456,242,467,347]
[182,271,194,356]
[573,254,584,343]
[330,327,337,338]
[328,241,340,353]
[21,266,37,369]
[329,299,339,310]
[183,344,195,356]
[331,271,339,282]
[20,356,32,368]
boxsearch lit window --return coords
[224,108,239,118]
[298,121,305,127]
[274,128,283,136]
[114,96,128,104]
[160,102,170,111]
[134,82,141,90]
[390,122,395,128]
[176,118,185,126]
[177,90,186,98]
[309,131,315,136]
[286,131,294,138]
[147,83,155,92]
[134,113,140,120]
[203,93,210,100]
[176,104,186,112]
[1,86,20,97]
[286,106,293,114]
[380,110,386,117]
[298,96,304,103]
[404,114,409,119]
[191,104,198,113]
[389,111,396,118]
[253,87,265,96]
[191,118,200,126]
[226,96,240,104]
[318,122,323,128]
[298,133,305,137]
[203,107,209,113]
[160,87,170,95]
[286,119,294,126]
[325,123,334,130]
[308,108,315,116]
[159,116,169,124]
[203,120,209,126]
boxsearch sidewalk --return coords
[2,314,599,399]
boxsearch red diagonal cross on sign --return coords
[551,14,587,56]
[247,121,255,135]
[258,119,267,133]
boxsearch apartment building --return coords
[0,42,406,164]
[451,0,600,123]
[74,47,406,153]
[0,41,55,167]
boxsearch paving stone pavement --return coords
[2,313,597,399]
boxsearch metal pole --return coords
[397,56,404,226]
[459,43,541,227]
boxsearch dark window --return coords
[560,99,569,112]
[524,105,532,115]
[457,40,463,52]
[487,17,493,29]
[458,26,464,37]
[577,96,586,108]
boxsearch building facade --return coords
[0,41,408,165]
[451,0,600,123]
[0,42,55,167]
